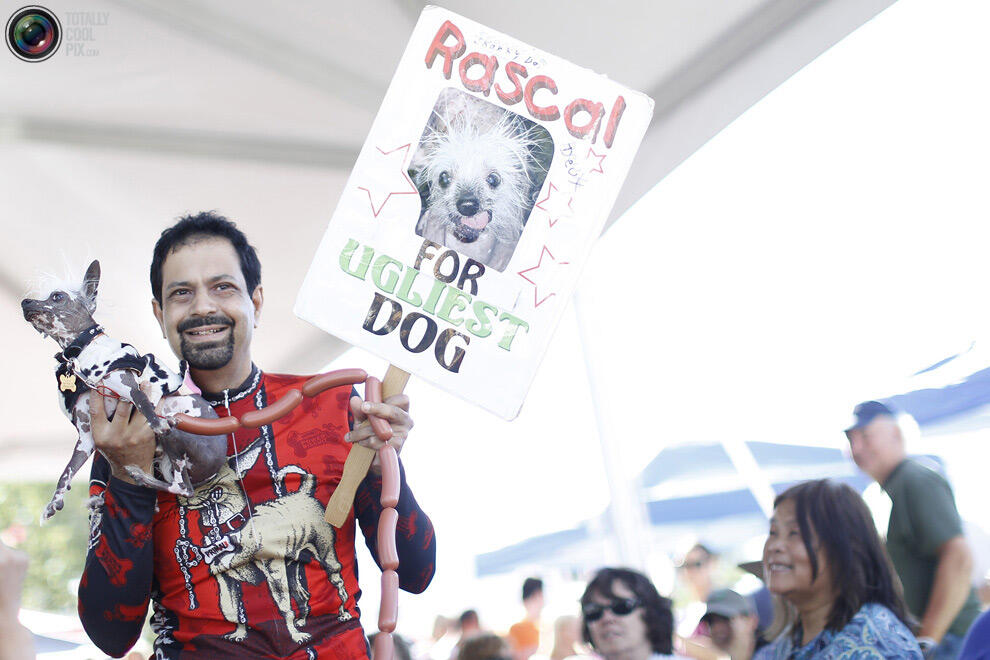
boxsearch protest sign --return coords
[296,6,654,420]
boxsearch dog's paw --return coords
[40,505,57,524]
[166,482,194,497]
[40,496,65,524]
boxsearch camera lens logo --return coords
[6,6,61,62]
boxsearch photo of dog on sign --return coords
[409,88,553,272]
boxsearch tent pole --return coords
[573,289,650,571]
[720,436,776,518]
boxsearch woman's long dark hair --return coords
[772,479,914,634]
[580,567,674,654]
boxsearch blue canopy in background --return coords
[477,346,990,578]
[476,441,868,577]
[882,345,990,430]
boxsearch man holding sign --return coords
[77,212,436,659]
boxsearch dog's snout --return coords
[456,196,480,217]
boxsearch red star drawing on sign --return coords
[357,144,419,218]
[517,245,570,307]
[534,181,574,228]
[587,147,606,174]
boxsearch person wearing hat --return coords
[845,401,980,659]
[686,589,763,660]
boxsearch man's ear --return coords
[83,260,100,314]
[152,298,166,338]
[251,285,264,327]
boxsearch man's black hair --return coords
[459,609,479,627]
[580,567,674,654]
[522,577,543,602]
[150,211,261,304]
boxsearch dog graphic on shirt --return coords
[178,439,351,644]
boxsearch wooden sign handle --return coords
[325,365,410,527]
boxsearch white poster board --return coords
[296,6,653,419]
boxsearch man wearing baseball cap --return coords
[694,589,763,660]
[845,401,979,659]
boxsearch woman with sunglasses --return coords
[755,479,923,659]
[580,567,689,660]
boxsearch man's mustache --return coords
[177,315,233,333]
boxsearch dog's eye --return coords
[438,171,451,188]
[486,172,501,188]
[51,292,65,303]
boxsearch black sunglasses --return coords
[582,597,641,622]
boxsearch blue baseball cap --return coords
[844,400,897,433]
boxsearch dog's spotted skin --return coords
[21,260,227,522]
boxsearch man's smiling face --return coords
[153,236,262,382]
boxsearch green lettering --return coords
[423,278,446,315]
[339,239,373,280]
[437,286,472,326]
[465,300,498,338]
[371,255,404,295]
[396,267,424,307]
[497,312,530,351]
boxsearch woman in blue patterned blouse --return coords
[755,479,924,660]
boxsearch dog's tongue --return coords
[460,211,490,231]
[182,367,202,396]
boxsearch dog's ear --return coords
[83,260,100,313]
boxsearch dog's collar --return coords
[55,324,104,364]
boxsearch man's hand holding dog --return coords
[91,387,157,485]
[346,394,413,474]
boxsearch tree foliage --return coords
[0,481,91,613]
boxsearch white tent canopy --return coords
[0,0,894,478]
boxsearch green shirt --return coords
[883,458,980,638]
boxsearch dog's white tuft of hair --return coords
[416,106,545,244]
[27,270,85,301]
[25,251,96,300]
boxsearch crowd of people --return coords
[1,213,988,659]
[392,477,987,660]
[373,401,990,660]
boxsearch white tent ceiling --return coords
[0,0,894,478]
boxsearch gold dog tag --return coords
[59,374,77,392]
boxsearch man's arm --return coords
[78,390,158,657]
[347,391,436,593]
[355,460,436,593]
[902,463,975,644]
[78,455,157,657]
[918,536,974,642]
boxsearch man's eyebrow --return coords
[165,279,192,291]
[165,274,237,290]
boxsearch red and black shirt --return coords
[78,366,436,659]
